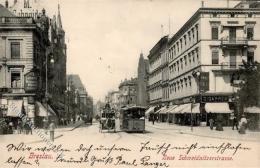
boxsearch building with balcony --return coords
[166,4,260,126]
[118,78,137,107]
[0,4,54,128]
[7,0,68,119]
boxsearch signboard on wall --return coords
[199,72,209,93]
[24,71,38,92]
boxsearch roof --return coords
[67,74,88,95]
[168,7,260,45]
[0,4,15,17]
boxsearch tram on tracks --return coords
[99,103,116,132]
[119,106,146,133]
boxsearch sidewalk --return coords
[146,121,260,142]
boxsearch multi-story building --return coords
[147,36,168,107]
[118,78,137,107]
[66,75,92,121]
[166,3,260,126]
[137,53,149,107]
[7,0,67,120]
[0,3,53,127]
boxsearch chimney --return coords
[5,0,9,8]
[201,1,204,8]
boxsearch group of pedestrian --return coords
[0,118,33,135]
[208,114,248,134]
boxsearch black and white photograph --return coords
[0,0,260,167]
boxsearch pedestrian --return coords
[17,120,22,134]
[152,114,155,125]
[28,119,32,135]
[209,118,214,130]
[238,115,247,134]
[8,121,14,134]
[49,121,55,141]
[24,121,29,135]
[232,116,238,130]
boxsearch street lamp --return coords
[45,53,54,122]
[192,71,201,131]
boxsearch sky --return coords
[1,0,240,102]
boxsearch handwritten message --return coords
[4,141,251,168]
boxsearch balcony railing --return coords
[221,62,243,70]
[0,17,33,24]
[221,37,248,46]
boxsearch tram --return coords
[119,106,146,133]
[99,103,116,132]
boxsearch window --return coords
[212,50,219,64]
[180,39,182,50]
[248,13,252,18]
[11,42,20,59]
[211,27,218,40]
[247,51,254,63]
[188,31,191,43]
[11,72,21,88]
[213,13,217,17]
[230,13,235,17]
[184,56,187,65]
[247,27,254,40]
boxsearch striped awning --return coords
[35,102,57,117]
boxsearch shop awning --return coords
[145,106,155,115]
[7,100,23,117]
[191,103,200,113]
[244,106,260,113]
[165,105,178,113]
[205,103,233,113]
[172,104,186,113]
[158,106,168,114]
[35,102,57,117]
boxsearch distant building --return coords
[118,78,137,107]
[137,53,149,107]
[66,74,93,120]
[105,90,120,110]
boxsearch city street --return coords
[0,121,259,168]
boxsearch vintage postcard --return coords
[0,0,260,167]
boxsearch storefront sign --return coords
[24,71,38,92]
[196,95,229,103]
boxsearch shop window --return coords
[11,42,20,59]
[11,72,21,88]
[212,50,219,64]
